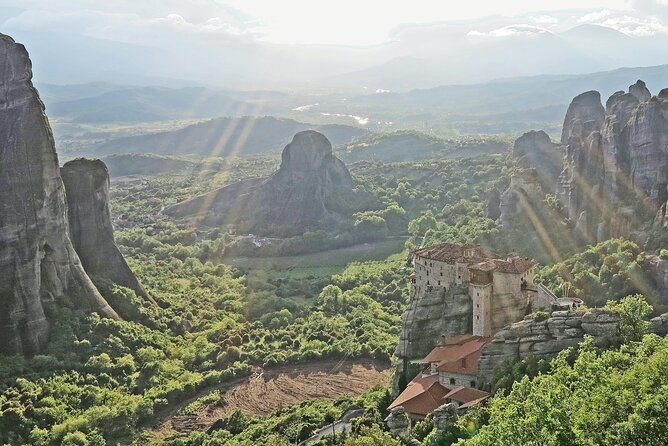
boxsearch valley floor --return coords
[148,359,391,439]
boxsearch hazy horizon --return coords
[3,0,668,91]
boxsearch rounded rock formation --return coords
[61,158,153,312]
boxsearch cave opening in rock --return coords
[39,242,56,302]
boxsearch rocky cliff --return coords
[61,158,154,313]
[164,130,356,236]
[393,285,471,390]
[477,309,621,385]
[512,130,564,194]
[0,34,118,356]
[478,306,668,385]
[504,80,668,248]
[556,80,668,244]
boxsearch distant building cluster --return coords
[391,243,580,419]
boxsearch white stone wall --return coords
[470,283,493,337]
[414,256,458,289]
[439,371,479,389]
[492,271,522,296]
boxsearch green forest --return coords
[2,150,668,446]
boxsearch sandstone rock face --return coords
[394,286,471,361]
[431,403,458,441]
[513,130,564,193]
[385,407,411,441]
[393,285,471,392]
[561,91,605,145]
[0,34,118,355]
[164,131,355,236]
[629,79,651,102]
[555,80,668,244]
[477,309,621,385]
[499,170,543,230]
[485,189,501,220]
[61,159,153,311]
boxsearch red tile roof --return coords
[420,335,491,376]
[388,374,491,418]
[437,348,485,375]
[413,243,496,263]
[414,243,533,274]
[443,386,490,405]
[388,374,449,417]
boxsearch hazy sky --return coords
[2,0,668,88]
[3,0,668,46]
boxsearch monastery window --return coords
[450,378,456,385]
[470,380,476,388]
[440,272,443,276]
[476,315,480,320]
[477,292,479,297]
[476,303,479,308]
[438,281,441,286]
[427,281,430,285]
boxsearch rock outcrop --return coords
[552,80,668,245]
[498,170,543,230]
[484,189,501,220]
[629,79,651,102]
[385,407,411,441]
[394,286,471,362]
[431,403,458,442]
[513,130,564,193]
[61,159,153,312]
[560,91,605,145]
[164,130,356,236]
[0,34,118,355]
[478,309,621,385]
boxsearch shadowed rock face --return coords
[561,91,605,145]
[513,130,565,193]
[164,130,355,236]
[0,34,118,356]
[477,310,622,386]
[61,159,153,311]
[552,80,668,244]
[629,79,651,102]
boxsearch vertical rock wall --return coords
[61,159,154,309]
[0,34,118,356]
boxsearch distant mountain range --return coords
[39,83,292,124]
[83,116,369,158]
[324,64,668,134]
[13,22,668,91]
[39,62,668,140]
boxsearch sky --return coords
[3,0,667,46]
[2,0,668,88]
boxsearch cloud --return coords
[468,24,551,37]
[530,15,559,24]
[578,5,668,35]
[149,13,257,37]
[579,9,613,22]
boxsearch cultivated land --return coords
[223,238,407,272]
[151,359,391,438]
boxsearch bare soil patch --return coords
[151,359,390,438]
